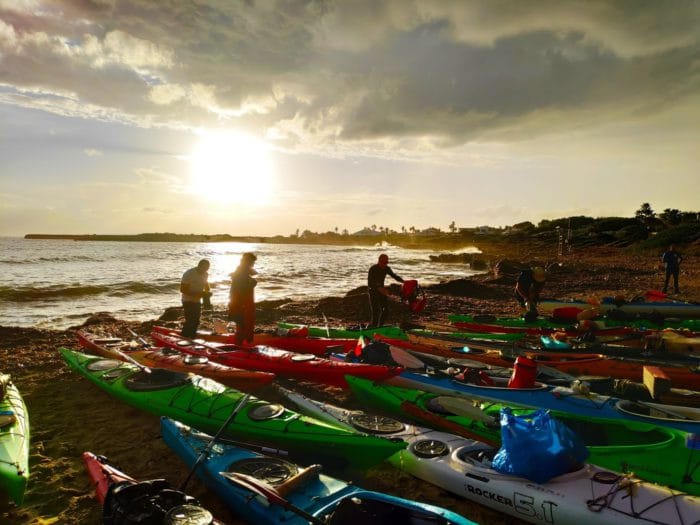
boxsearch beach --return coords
[1,244,698,524]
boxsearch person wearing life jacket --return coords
[180,259,210,338]
[367,253,404,327]
[228,252,257,345]
[514,266,546,321]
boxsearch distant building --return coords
[352,228,383,236]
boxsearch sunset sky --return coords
[1,1,699,237]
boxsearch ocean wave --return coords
[0,281,179,302]
[0,255,106,264]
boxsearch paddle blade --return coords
[220,471,286,505]
[433,396,496,424]
[388,345,424,369]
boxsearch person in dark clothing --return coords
[180,259,210,338]
[514,266,546,320]
[661,245,682,294]
[367,253,404,327]
[228,252,258,345]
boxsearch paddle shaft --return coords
[179,392,252,491]
[111,347,152,374]
[127,328,151,348]
[224,472,325,525]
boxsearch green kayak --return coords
[59,348,404,470]
[346,376,700,495]
[409,329,525,342]
[0,374,29,506]
[278,322,408,340]
[448,313,700,331]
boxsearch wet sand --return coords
[2,245,698,524]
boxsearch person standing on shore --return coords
[228,252,258,344]
[661,245,682,294]
[367,253,404,327]
[180,259,210,338]
[515,266,546,321]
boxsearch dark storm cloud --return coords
[1,0,698,150]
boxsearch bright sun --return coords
[189,131,274,204]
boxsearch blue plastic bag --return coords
[492,407,589,484]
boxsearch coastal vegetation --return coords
[24,203,699,253]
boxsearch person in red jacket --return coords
[228,252,257,344]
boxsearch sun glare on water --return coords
[189,131,274,204]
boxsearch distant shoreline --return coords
[23,232,488,250]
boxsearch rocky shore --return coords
[1,245,698,524]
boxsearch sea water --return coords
[0,237,481,329]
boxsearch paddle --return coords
[127,328,151,348]
[218,471,325,525]
[400,401,500,447]
[322,312,331,338]
[432,396,496,425]
[179,392,252,491]
[388,345,425,369]
[110,347,152,374]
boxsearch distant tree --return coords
[342,228,349,235]
[401,226,406,233]
[512,221,535,231]
[295,228,300,237]
[635,203,656,222]
[371,224,377,231]
[680,212,700,223]
[448,221,456,233]
[660,208,682,226]
[334,226,338,233]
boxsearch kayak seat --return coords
[328,496,453,525]
[226,457,298,486]
[86,359,123,371]
[124,369,190,392]
[248,403,285,421]
[457,444,497,467]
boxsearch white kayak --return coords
[394,431,700,525]
[277,386,700,525]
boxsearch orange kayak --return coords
[76,330,275,391]
[377,334,700,390]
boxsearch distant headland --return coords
[23,203,700,253]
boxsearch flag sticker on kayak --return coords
[687,434,700,450]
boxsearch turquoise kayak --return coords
[0,374,29,506]
[161,417,474,525]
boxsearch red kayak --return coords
[151,330,402,388]
[152,325,358,355]
[77,330,276,391]
[82,451,222,523]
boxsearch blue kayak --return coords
[160,417,475,525]
[389,372,700,434]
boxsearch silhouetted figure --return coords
[367,253,404,327]
[515,266,546,321]
[661,245,682,294]
[180,259,210,338]
[228,252,257,344]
